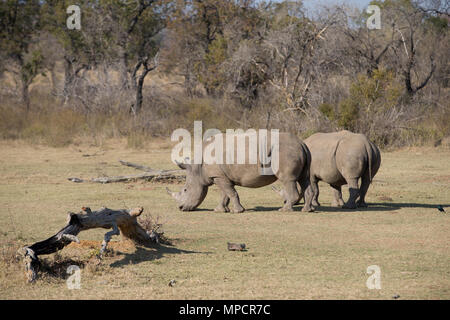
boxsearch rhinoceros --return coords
[167,132,314,213]
[301,130,381,209]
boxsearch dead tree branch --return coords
[119,160,183,176]
[21,206,157,282]
[68,161,185,184]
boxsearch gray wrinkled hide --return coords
[168,132,314,213]
[303,130,381,209]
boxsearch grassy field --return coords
[0,139,449,299]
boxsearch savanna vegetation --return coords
[0,0,448,149]
[0,0,449,300]
[0,141,449,299]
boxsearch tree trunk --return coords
[404,57,414,95]
[132,63,154,114]
[63,57,75,100]
[119,46,131,90]
[21,80,30,111]
[21,206,160,282]
[134,74,145,114]
[50,64,58,95]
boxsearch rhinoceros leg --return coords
[214,190,230,213]
[309,176,321,207]
[278,181,300,212]
[343,178,359,209]
[298,177,314,212]
[214,178,244,213]
[295,182,303,205]
[331,184,345,207]
[312,189,320,207]
[357,172,370,208]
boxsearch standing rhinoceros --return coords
[167,132,314,213]
[301,130,381,209]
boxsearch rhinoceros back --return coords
[202,132,307,188]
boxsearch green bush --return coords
[332,69,404,145]
[337,99,359,129]
[180,98,232,131]
[318,103,335,121]
[198,35,229,94]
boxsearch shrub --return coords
[0,105,27,139]
[318,103,336,121]
[332,69,405,146]
[21,108,86,147]
[127,131,148,149]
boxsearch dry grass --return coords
[0,139,449,299]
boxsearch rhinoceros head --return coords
[167,161,209,211]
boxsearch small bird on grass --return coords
[227,242,246,251]
[437,205,446,213]
[168,279,176,287]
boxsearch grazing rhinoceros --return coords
[167,132,314,213]
[301,130,381,209]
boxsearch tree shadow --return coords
[109,244,210,268]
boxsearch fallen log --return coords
[119,160,153,172]
[21,206,159,282]
[68,161,185,184]
[118,160,184,176]
[91,172,177,184]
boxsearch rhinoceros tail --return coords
[363,138,373,182]
[299,141,311,180]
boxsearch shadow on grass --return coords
[374,203,450,209]
[251,203,450,213]
[36,257,85,280]
[323,202,450,212]
[191,208,214,212]
[109,244,209,268]
[250,205,374,213]
[251,206,284,212]
[314,204,399,213]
